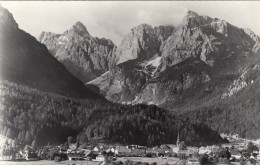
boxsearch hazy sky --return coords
[1,1,260,45]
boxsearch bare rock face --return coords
[244,28,260,53]
[88,24,175,103]
[114,24,162,65]
[39,22,117,83]
[161,11,256,68]
[89,10,260,109]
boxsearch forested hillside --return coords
[178,62,260,139]
[0,80,225,147]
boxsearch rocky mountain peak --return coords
[244,28,260,43]
[186,10,200,18]
[68,21,90,36]
[39,21,117,83]
[181,10,216,30]
[115,23,161,65]
[154,25,175,42]
[0,5,18,29]
[244,28,260,53]
[132,24,154,35]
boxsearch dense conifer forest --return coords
[0,80,224,147]
[178,71,260,139]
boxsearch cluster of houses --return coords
[0,133,260,164]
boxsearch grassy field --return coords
[0,160,101,165]
[116,157,180,165]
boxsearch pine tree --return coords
[31,140,36,150]
[24,131,31,145]
[6,128,12,138]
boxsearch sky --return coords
[1,1,260,45]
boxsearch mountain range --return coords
[0,5,227,146]
[40,10,260,109]
[39,9,260,139]
[1,4,260,147]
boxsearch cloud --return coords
[1,1,260,45]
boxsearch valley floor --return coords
[0,160,101,165]
[117,157,180,164]
[0,158,243,165]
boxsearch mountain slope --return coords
[176,58,260,139]
[39,22,117,83]
[0,80,225,146]
[87,24,175,103]
[0,6,101,99]
[89,10,260,109]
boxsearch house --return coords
[230,149,241,161]
[178,147,198,159]
[187,157,200,164]
[93,154,105,162]
[131,148,146,156]
[110,147,116,153]
[81,149,91,159]
[244,155,257,165]
[115,147,132,156]
[67,153,82,161]
[199,147,212,155]
[146,148,158,157]
[178,150,190,159]
[187,147,199,156]
[160,145,172,153]
[153,147,165,155]
[93,146,101,152]
[86,151,102,159]
[167,144,179,153]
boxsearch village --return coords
[0,133,260,165]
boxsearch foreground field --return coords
[0,158,180,165]
[0,160,101,165]
[117,157,180,165]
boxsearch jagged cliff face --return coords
[39,22,116,83]
[88,10,260,108]
[114,24,169,65]
[87,24,175,103]
[0,6,102,99]
[161,11,256,69]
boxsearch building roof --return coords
[67,153,82,158]
[178,150,189,154]
[97,154,105,158]
[188,157,199,161]
[230,149,241,156]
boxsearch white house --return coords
[93,154,105,162]
[187,157,200,164]
[230,149,241,161]
[93,146,101,152]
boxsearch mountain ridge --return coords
[0,6,102,99]
[87,10,260,110]
[39,21,117,83]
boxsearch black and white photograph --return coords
[0,1,260,165]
